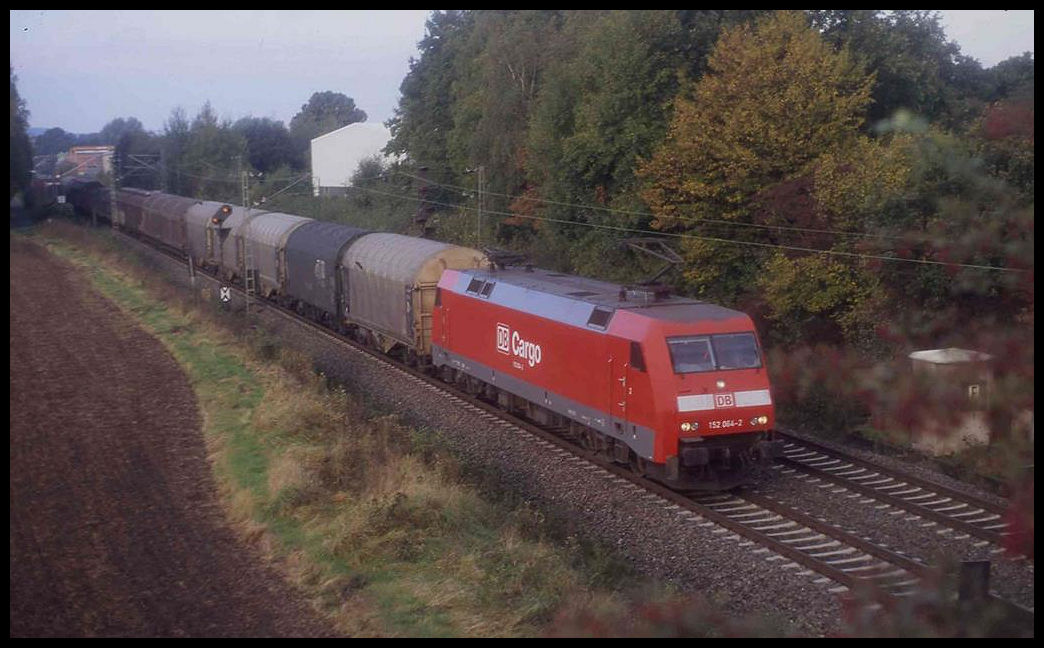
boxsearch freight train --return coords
[62,179,782,490]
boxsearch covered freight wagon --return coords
[283,221,371,323]
[114,187,152,232]
[340,233,486,355]
[139,192,198,253]
[238,211,313,297]
[184,200,232,269]
[213,205,264,282]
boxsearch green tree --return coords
[234,116,300,174]
[161,107,191,196]
[10,67,33,204]
[97,116,163,190]
[163,102,246,201]
[99,116,146,146]
[33,127,79,156]
[809,10,987,130]
[289,91,367,164]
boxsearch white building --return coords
[310,122,394,196]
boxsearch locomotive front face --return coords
[610,305,781,488]
[668,331,774,438]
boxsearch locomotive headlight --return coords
[758,415,768,425]
[680,422,692,432]
[716,379,726,389]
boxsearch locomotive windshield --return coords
[667,332,761,373]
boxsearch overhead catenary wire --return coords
[387,169,928,243]
[343,181,1025,274]
[146,162,1023,274]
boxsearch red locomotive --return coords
[433,265,782,490]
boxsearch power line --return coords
[344,182,1025,274]
[388,169,923,243]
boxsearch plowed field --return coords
[9,238,336,637]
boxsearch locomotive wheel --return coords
[581,429,599,453]
[628,452,649,477]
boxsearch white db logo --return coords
[496,324,511,354]
[714,393,735,408]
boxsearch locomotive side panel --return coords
[433,270,669,461]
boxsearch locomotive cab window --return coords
[480,281,495,298]
[667,332,761,373]
[711,332,761,370]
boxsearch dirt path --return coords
[9,237,337,637]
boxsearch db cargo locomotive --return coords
[63,180,781,490]
[433,267,781,490]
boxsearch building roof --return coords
[908,348,993,364]
[310,121,390,144]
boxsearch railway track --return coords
[104,227,1034,632]
[775,432,1030,562]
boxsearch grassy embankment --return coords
[25,219,703,637]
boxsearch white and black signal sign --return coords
[220,286,231,303]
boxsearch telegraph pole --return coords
[477,165,484,247]
[108,153,119,229]
[465,165,485,247]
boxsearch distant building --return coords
[65,145,115,177]
[310,123,394,197]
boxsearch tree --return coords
[10,67,33,204]
[161,107,191,196]
[162,102,246,201]
[99,117,146,146]
[639,11,877,299]
[94,116,163,189]
[386,10,475,223]
[33,127,79,156]
[289,91,367,163]
[809,10,983,130]
[233,116,300,174]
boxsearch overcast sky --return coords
[9,9,1035,134]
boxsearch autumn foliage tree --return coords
[638,11,910,347]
